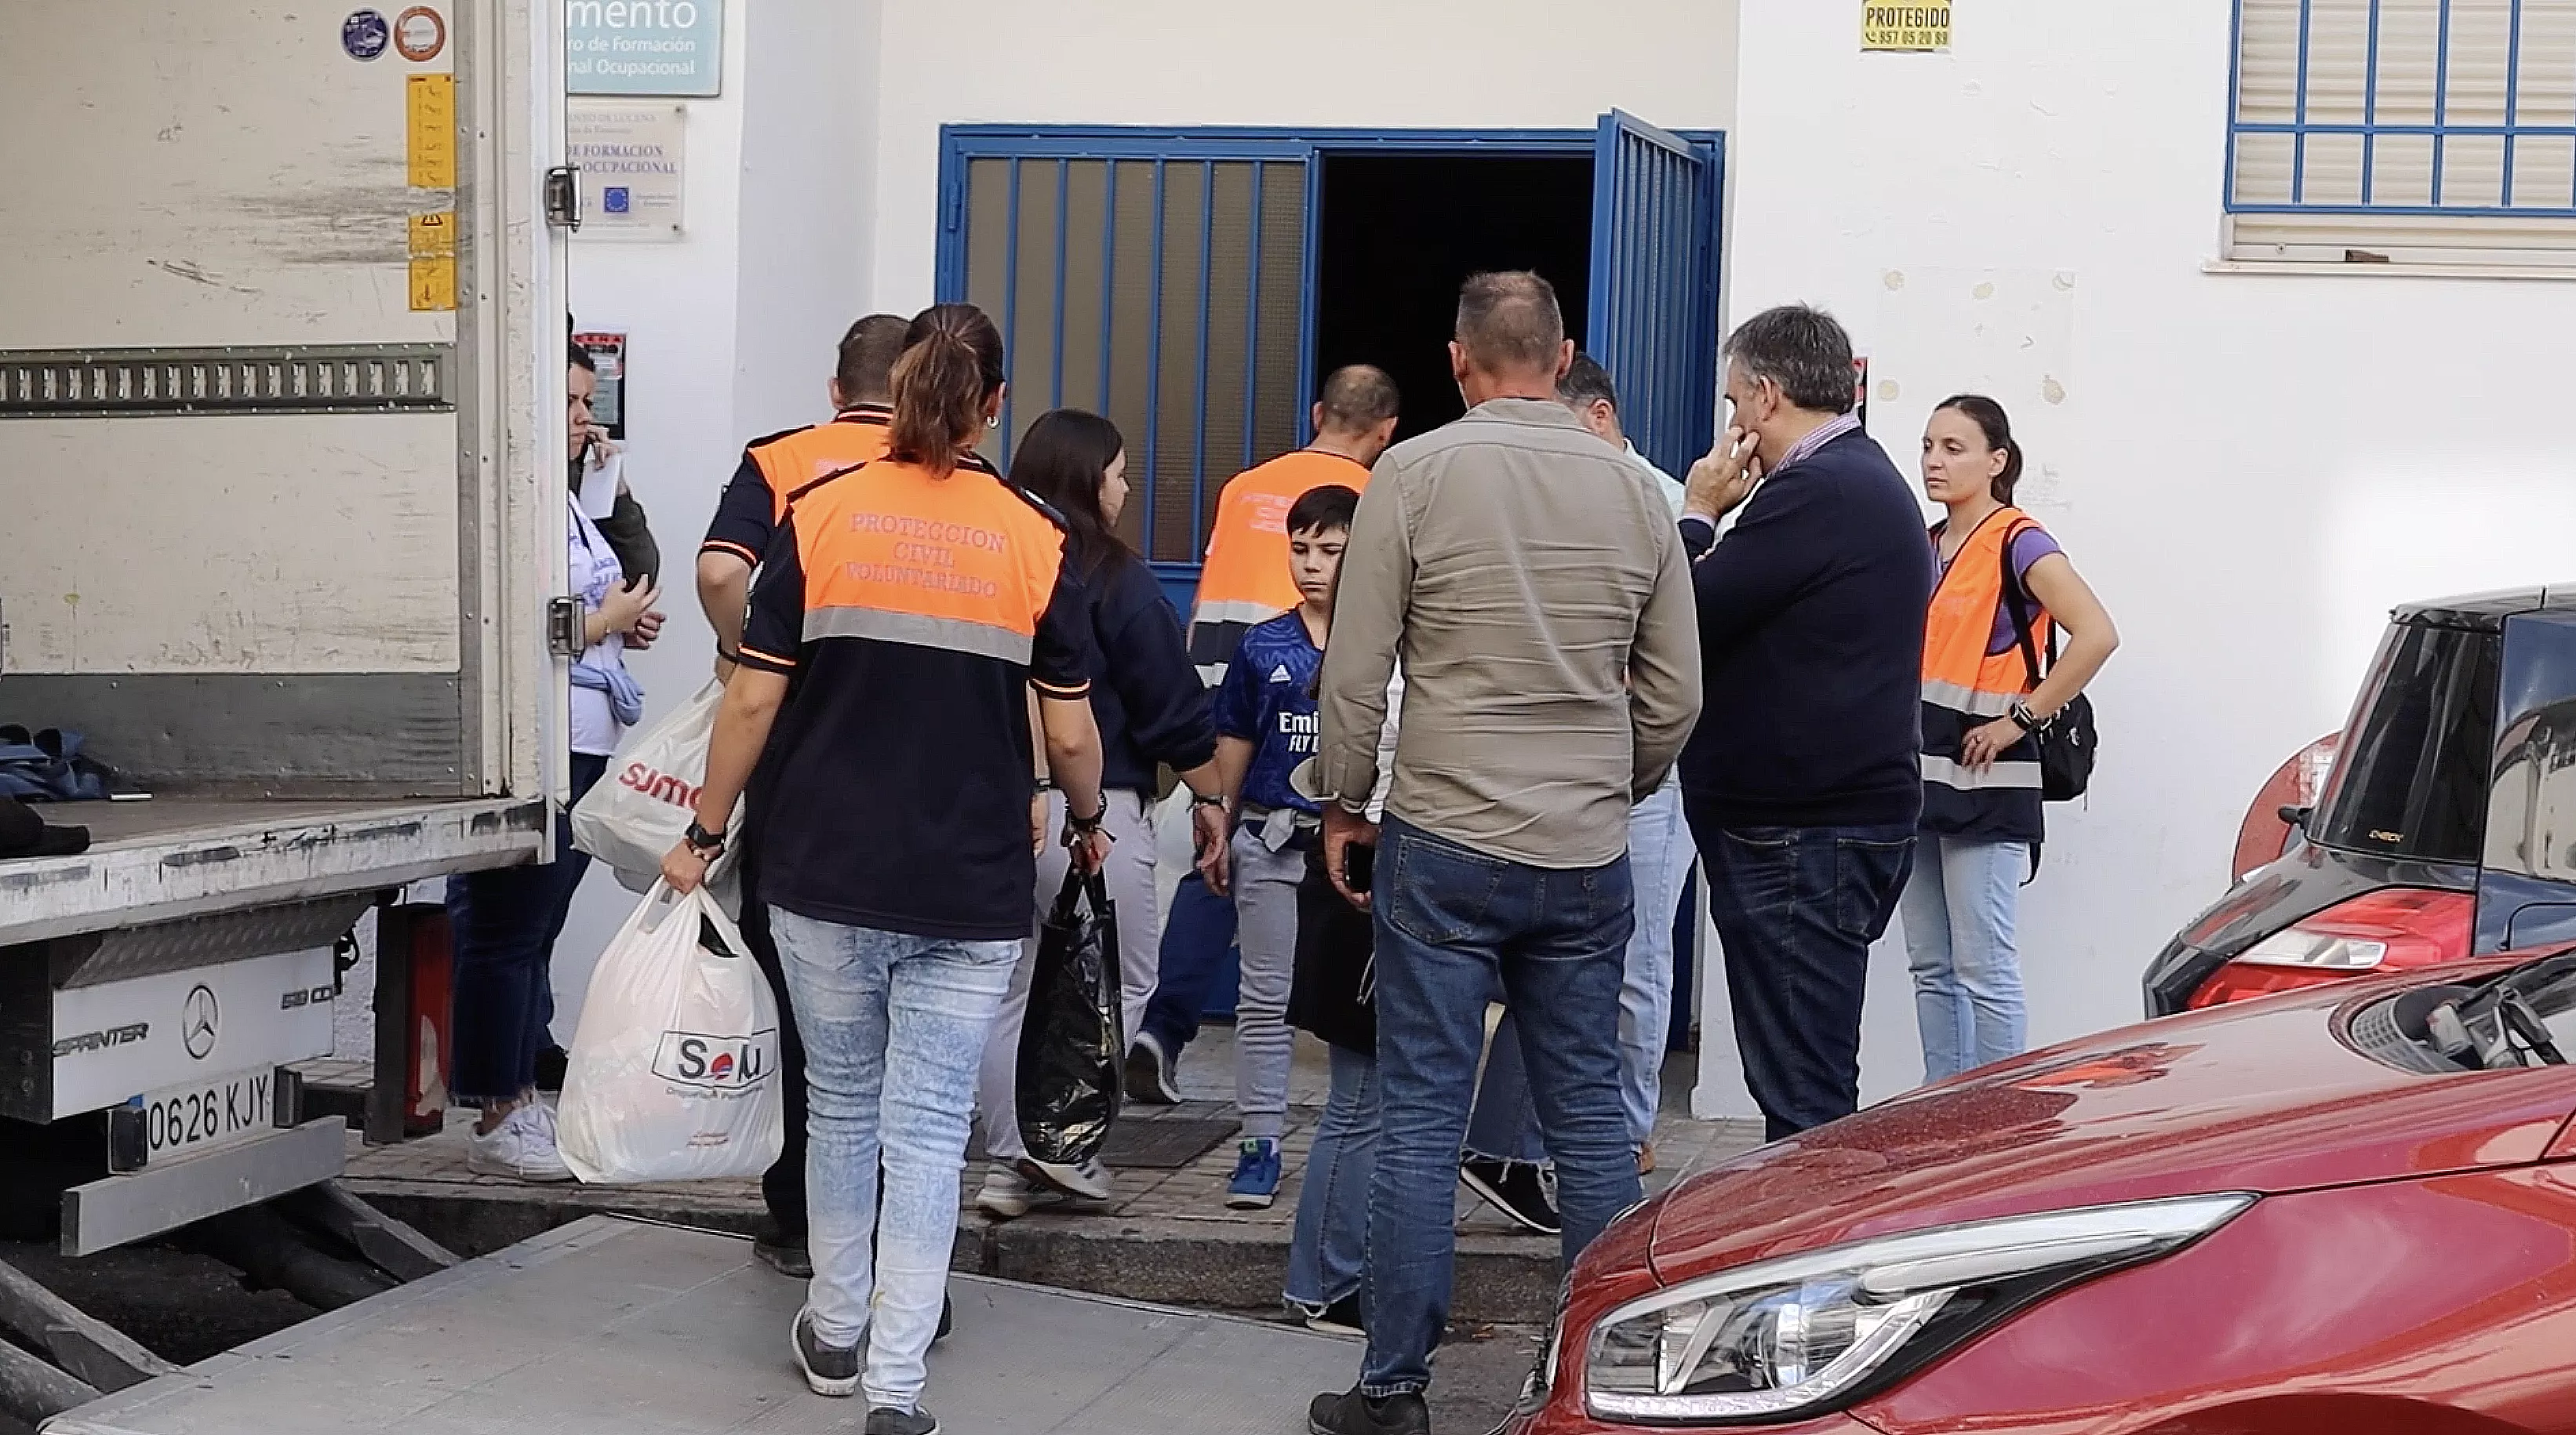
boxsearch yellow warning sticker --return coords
[406,73,457,189]
[1862,2,1951,51]
[409,253,457,311]
[407,209,457,258]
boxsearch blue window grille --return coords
[2229,0,2576,221]
[935,122,1723,604]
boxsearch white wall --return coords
[551,0,884,1031]
[864,0,1743,309]
[1697,0,2576,1117]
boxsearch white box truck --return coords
[0,0,575,1415]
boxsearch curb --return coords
[345,1177,1563,1325]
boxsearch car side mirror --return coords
[2278,805,2312,830]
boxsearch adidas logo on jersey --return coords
[1268,664,1293,684]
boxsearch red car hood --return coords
[1650,968,2576,1281]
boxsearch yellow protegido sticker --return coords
[407,73,457,189]
[1862,2,1950,51]
[409,254,457,312]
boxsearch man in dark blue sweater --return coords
[1676,304,1934,1140]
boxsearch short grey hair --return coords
[1455,271,1565,374]
[1559,352,1617,414]
[1723,304,1855,415]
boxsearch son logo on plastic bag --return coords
[650,1029,778,1092]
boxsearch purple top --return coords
[1935,522,2064,658]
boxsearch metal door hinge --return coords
[544,165,583,230]
[547,597,584,656]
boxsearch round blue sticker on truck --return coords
[342,9,391,60]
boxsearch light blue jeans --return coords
[1898,835,2028,1083]
[770,906,1017,1410]
[1464,780,1697,1159]
[1286,1043,1380,1312]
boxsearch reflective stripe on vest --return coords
[1188,449,1371,634]
[1920,508,2047,797]
[788,457,1068,664]
[753,409,893,522]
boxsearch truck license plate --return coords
[137,1069,275,1161]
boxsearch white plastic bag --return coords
[571,678,741,914]
[556,881,784,1184]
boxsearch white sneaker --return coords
[466,1104,575,1183]
[976,1168,1035,1219]
[1017,1154,1113,1202]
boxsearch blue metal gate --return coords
[1587,111,1723,481]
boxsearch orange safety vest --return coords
[754,407,893,521]
[1188,448,1372,669]
[1919,507,2048,839]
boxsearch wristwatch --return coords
[2007,699,2044,732]
[1189,790,1227,810]
[683,819,726,858]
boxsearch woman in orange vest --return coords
[1905,395,2119,1084]
[662,303,1111,1432]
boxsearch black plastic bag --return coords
[1015,869,1122,1166]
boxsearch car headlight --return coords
[1582,1193,2253,1425]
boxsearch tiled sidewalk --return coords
[341,1026,1763,1321]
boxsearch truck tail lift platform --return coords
[40,1216,1356,1435]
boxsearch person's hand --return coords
[1684,427,1764,522]
[582,426,621,470]
[626,608,666,649]
[1959,716,2028,772]
[661,839,711,895]
[1190,800,1232,890]
[597,576,660,636]
[1064,816,1113,876]
[1322,804,1381,912]
[1031,791,1050,855]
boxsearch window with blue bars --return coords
[2230,0,2576,263]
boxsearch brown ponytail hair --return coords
[1934,394,2025,504]
[887,303,1006,477]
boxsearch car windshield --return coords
[2312,621,2500,865]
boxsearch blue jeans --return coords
[770,907,1017,1411]
[446,753,606,1104]
[1465,782,1697,1160]
[1363,817,1639,1399]
[1137,875,1237,1058]
[1286,1043,1380,1312]
[1901,835,2028,1082]
[1689,806,1915,1143]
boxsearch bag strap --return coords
[1997,520,2050,692]
[1050,864,1112,920]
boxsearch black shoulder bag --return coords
[1998,525,2097,803]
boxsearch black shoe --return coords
[1124,1034,1182,1106]
[533,1043,569,1094]
[864,1407,939,1435]
[1459,1157,1561,1237]
[1299,1294,1364,1338]
[791,1306,859,1397]
[753,1229,812,1279]
[1308,1386,1430,1435]
[937,1294,954,1342]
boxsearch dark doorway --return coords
[1312,154,1594,443]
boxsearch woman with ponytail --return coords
[1906,394,2119,1083]
[662,303,1111,1432]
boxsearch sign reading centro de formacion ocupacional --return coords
[1862,2,1951,52]
[567,0,722,96]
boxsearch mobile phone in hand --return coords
[1341,840,1376,893]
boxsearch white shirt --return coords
[568,500,629,757]
[1627,439,1688,519]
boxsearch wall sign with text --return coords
[1862,2,1951,52]
[568,0,722,96]
[568,101,686,238]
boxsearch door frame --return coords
[935,125,1726,572]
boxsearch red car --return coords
[2147,585,2576,1012]
[1508,945,2576,1433]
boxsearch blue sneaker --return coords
[1225,1138,1282,1209]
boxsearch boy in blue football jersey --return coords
[1208,483,1359,1208]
